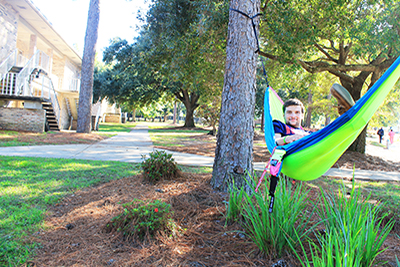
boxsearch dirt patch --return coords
[31,173,399,266]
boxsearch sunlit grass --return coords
[308,176,400,223]
[0,156,140,267]
[98,122,136,132]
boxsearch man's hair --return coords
[283,98,305,114]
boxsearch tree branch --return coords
[314,43,337,63]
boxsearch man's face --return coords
[284,105,303,128]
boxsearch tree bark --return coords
[212,0,260,192]
[261,111,264,132]
[77,0,100,133]
[175,89,199,128]
[348,126,367,153]
[173,102,177,124]
[305,91,313,128]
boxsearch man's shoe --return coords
[330,83,355,115]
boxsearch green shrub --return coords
[241,176,315,258]
[141,150,180,183]
[105,199,175,241]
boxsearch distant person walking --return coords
[377,127,384,143]
[389,128,395,144]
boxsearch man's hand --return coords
[275,131,310,146]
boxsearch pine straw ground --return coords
[30,172,400,267]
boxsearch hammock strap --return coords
[268,175,279,213]
[268,148,286,212]
[229,8,270,87]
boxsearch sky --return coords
[31,0,149,58]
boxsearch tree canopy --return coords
[94,0,228,127]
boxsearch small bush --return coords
[141,150,180,183]
[105,199,175,241]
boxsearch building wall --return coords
[0,0,18,63]
[57,94,72,130]
[0,107,45,132]
[104,114,121,123]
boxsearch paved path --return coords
[0,125,399,182]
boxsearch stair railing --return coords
[0,49,27,80]
[0,73,17,95]
[16,50,50,96]
[28,74,61,128]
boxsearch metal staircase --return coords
[0,67,22,95]
[1,50,61,131]
[42,102,59,131]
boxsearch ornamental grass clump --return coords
[141,150,180,184]
[291,179,394,267]
[241,176,315,258]
[105,199,175,241]
[225,180,245,225]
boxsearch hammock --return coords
[263,55,400,182]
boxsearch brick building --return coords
[0,0,121,132]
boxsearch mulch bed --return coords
[30,173,400,266]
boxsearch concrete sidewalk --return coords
[0,125,399,182]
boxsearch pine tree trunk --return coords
[211,0,260,192]
[77,0,100,133]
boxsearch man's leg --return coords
[330,83,356,115]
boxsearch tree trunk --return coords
[163,109,167,122]
[173,102,177,124]
[77,0,100,133]
[132,109,136,122]
[341,70,371,153]
[261,111,264,132]
[305,91,312,128]
[175,89,199,128]
[212,0,260,192]
[184,108,195,127]
[348,126,367,153]
[325,93,331,126]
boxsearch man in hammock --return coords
[273,98,310,146]
[273,84,355,146]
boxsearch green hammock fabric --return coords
[265,56,400,181]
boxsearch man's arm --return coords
[275,132,309,146]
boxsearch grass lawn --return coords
[98,122,137,132]
[0,156,141,266]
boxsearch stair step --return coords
[9,66,23,73]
